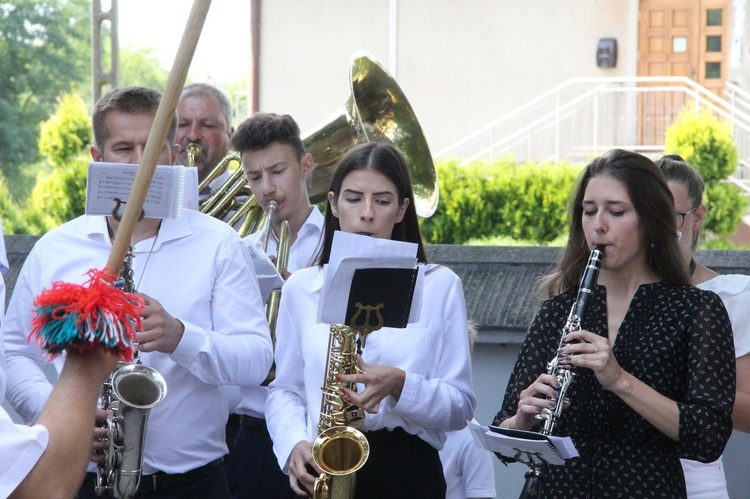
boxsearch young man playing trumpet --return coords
[226,113,325,498]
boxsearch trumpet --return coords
[261,200,290,386]
[197,52,440,237]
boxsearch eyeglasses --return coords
[675,205,699,229]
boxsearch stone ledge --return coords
[5,237,749,345]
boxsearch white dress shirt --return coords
[681,274,750,499]
[440,420,496,499]
[266,263,476,472]
[230,206,324,418]
[3,210,272,474]
[0,408,48,498]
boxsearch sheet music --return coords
[318,231,422,324]
[245,245,285,303]
[468,421,578,466]
[85,162,187,219]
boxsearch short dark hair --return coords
[317,141,427,265]
[92,86,177,149]
[230,113,306,160]
[541,149,690,296]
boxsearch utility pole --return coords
[92,0,120,106]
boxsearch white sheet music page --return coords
[245,245,284,303]
[317,231,422,324]
[85,162,187,219]
[468,421,579,466]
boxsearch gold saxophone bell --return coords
[311,324,370,499]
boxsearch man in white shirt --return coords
[3,86,272,499]
[226,113,324,498]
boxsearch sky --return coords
[116,0,251,86]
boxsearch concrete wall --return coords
[256,0,639,154]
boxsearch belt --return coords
[139,457,223,493]
[85,458,223,494]
[239,414,267,431]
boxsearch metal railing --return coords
[435,77,750,192]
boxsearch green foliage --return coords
[0,0,90,175]
[421,158,581,244]
[703,182,748,236]
[22,160,88,234]
[119,46,170,90]
[664,104,745,239]
[664,107,738,181]
[38,93,91,168]
[0,173,31,234]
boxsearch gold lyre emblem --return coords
[349,302,384,347]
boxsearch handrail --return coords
[435,77,750,188]
[435,76,737,159]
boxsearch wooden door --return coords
[698,0,731,96]
[637,0,730,145]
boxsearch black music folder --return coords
[344,267,419,331]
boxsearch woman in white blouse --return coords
[265,142,476,498]
[657,154,750,499]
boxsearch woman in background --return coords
[493,149,735,498]
[657,154,750,499]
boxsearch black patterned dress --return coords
[493,281,735,498]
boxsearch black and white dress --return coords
[494,281,735,498]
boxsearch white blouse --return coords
[266,263,476,472]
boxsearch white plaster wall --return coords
[257,0,638,153]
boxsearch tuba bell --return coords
[199,50,439,234]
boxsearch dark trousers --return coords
[77,458,229,499]
[354,427,446,499]
[227,416,296,499]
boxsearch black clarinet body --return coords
[519,245,605,499]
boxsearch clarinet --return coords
[520,245,605,499]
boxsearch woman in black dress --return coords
[493,149,735,498]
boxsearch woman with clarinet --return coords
[492,149,735,498]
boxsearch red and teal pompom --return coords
[29,268,145,362]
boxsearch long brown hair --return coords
[317,142,428,265]
[540,149,691,297]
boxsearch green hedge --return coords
[421,158,581,244]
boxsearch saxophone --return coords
[95,245,168,499]
[520,245,604,499]
[312,324,370,499]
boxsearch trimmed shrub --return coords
[421,158,581,244]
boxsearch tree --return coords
[39,93,91,167]
[118,45,170,91]
[22,91,90,234]
[0,0,90,183]
[665,106,747,239]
